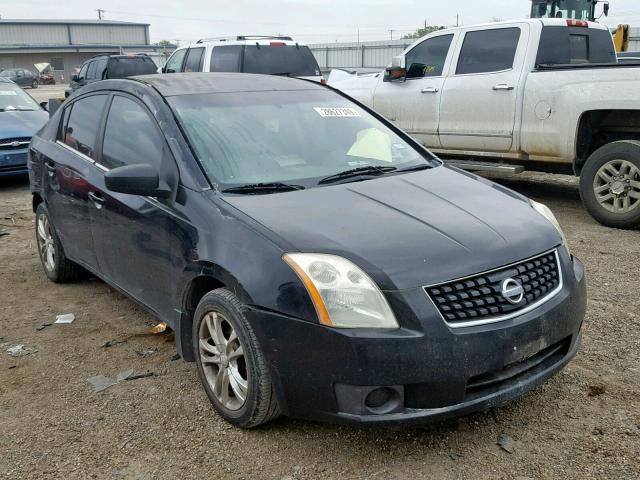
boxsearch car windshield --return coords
[0,83,40,111]
[242,45,321,76]
[169,89,435,188]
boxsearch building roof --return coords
[129,72,322,97]
[0,19,149,26]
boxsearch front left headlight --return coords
[530,199,570,253]
[283,253,399,329]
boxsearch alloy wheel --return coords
[198,311,248,411]
[593,159,640,213]
[36,214,56,272]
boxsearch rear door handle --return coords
[493,84,514,91]
[88,191,105,207]
[421,87,439,93]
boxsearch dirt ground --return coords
[1,172,639,480]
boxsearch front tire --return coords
[35,203,85,282]
[31,80,38,89]
[193,289,280,428]
[580,140,640,229]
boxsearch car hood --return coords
[0,110,49,139]
[223,166,562,290]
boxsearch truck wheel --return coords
[31,79,39,89]
[580,140,640,229]
[193,289,280,428]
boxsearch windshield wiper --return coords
[221,182,305,194]
[318,166,397,185]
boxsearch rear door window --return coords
[456,28,521,75]
[164,48,187,73]
[242,45,320,76]
[100,95,163,170]
[183,47,205,72]
[209,45,242,72]
[405,34,454,78]
[63,95,108,159]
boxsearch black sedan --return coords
[28,73,586,428]
[0,68,39,89]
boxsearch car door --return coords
[89,93,179,316]
[438,25,528,153]
[372,33,456,149]
[43,94,109,270]
[163,48,187,73]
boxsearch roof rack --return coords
[196,35,293,43]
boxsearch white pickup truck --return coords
[329,19,640,229]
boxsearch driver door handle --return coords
[493,84,515,91]
[421,87,439,94]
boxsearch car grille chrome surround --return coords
[0,137,31,150]
[425,249,563,328]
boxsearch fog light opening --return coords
[364,387,402,414]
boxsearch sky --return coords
[1,0,639,45]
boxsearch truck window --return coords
[456,28,521,75]
[405,34,454,79]
[242,45,320,77]
[210,45,242,72]
[535,26,617,66]
[86,60,98,80]
[184,47,205,72]
[164,49,187,73]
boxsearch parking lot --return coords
[1,171,638,479]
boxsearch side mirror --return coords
[384,66,407,82]
[603,2,610,16]
[104,164,171,198]
[72,74,80,82]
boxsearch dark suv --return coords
[28,73,586,429]
[65,54,157,97]
[0,68,39,88]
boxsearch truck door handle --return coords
[421,87,439,93]
[88,191,105,207]
[493,84,514,91]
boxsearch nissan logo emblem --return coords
[501,278,524,305]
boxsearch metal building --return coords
[630,27,640,51]
[309,39,413,70]
[0,19,175,82]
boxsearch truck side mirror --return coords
[384,56,407,82]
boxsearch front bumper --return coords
[0,147,28,177]
[248,250,586,425]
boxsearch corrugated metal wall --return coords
[630,28,639,51]
[0,24,69,45]
[0,23,148,46]
[70,25,147,46]
[309,39,413,69]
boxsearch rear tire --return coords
[31,80,38,89]
[35,203,85,282]
[579,140,640,229]
[193,288,280,428]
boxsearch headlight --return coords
[530,199,570,252]
[283,253,399,329]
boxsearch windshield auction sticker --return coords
[314,107,361,117]
[0,91,17,96]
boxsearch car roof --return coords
[129,72,324,97]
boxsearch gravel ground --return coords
[0,172,639,480]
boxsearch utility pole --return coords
[389,29,394,40]
[97,9,104,20]
[456,14,459,27]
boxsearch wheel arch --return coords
[176,263,254,362]
[32,192,44,213]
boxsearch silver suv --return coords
[162,35,323,83]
